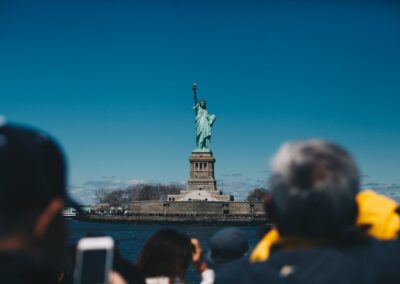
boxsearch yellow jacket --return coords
[250,190,400,262]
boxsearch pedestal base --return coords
[168,151,233,202]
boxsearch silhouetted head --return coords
[136,229,192,279]
[0,123,71,267]
[269,140,359,241]
[205,227,250,269]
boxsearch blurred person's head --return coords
[136,228,192,280]
[0,123,69,266]
[205,227,250,269]
[269,139,359,241]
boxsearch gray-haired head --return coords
[269,139,359,240]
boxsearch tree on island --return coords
[93,183,184,206]
[94,188,108,204]
[246,188,269,202]
[125,183,183,201]
[103,189,129,207]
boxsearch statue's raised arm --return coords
[192,82,198,106]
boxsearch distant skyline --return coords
[1,0,399,204]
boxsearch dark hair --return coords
[269,140,359,240]
[0,124,67,239]
[136,229,192,279]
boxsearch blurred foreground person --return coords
[216,140,400,284]
[0,124,70,283]
[205,227,250,270]
[250,189,400,263]
[136,229,193,284]
[191,227,251,284]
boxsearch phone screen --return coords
[74,237,114,284]
[79,249,108,284]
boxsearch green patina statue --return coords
[192,82,216,152]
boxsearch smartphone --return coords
[73,236,114,284]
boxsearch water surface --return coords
[67,219,268,282]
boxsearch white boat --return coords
[62,207,77,217]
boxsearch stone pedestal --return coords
[168,151,233,202]
[187,152,217,191]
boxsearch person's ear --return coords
[33,198,64,238]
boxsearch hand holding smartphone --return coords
[74,236,114,284]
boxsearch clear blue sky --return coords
[1,0,399,203]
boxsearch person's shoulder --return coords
[348,237,400,258]
[215,259,283,284]
[0,252,59,284]
[353,238,400,267]
[344,238,400,284]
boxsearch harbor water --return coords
[67,219,269,283]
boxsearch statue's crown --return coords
[200,98,207,104]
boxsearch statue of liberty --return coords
[192,82,216,152]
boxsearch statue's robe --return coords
[194,103,215,149]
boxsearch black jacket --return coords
[216,239,400,284]
[0,252,59,284]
